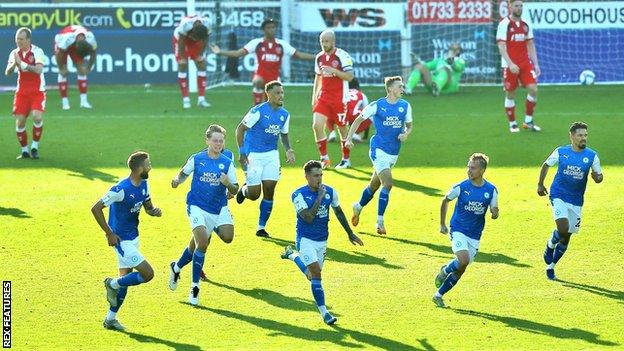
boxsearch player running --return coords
[5,27,46,160]
[174,14,211,109]
[92,152,162,331]
[497,0,541,133]
[54,25,97,110]
[211,18,314,105]
[234,81,295,238]
[433,153,499,308]
[345,76,413,235]
[281,160,363,324]
[538,122,603,280]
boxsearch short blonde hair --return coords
[205,124,226,139]
[469,153,489,170]
[384,76,402,90]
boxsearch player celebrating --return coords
[327,78,370,143]
[538,122,603,280]
[91,152,162,331]
[312,30,354,169]
[173,14,211,109]
[5,27,46,160]
[169,125,238,306]
[281,160,363,324]
[433,153,499,308]
[54,25,97,110]
[234,81,295,238]
[497,0,541,133]
[405,43,466,96]
[211,18,314,105]
[346,76,413,235]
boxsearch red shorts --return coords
[503,63,537,92]
[347,113,371,133]
[314,99,347,127]
[253,71,279,84]
[13,91,46,116]
[173,37,204,61]
[54,45,84,65]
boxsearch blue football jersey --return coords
[546,145,601,206]
[448,179,498,241]
[242,102,290,154]
[101,177,151,241]
[183,150,237,215]
[361,97,412,156]
[291,185,340,242]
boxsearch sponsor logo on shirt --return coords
[130,201,144,213]
[464,201,485,215]
[264,124,282,135]
[316,204,329,218]
[563,165,584,180]
[200,172,221,185]
[382,116,403,128]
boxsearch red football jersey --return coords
[315,48,353,104]
[496,16,534,67]
[8,45,46,93]
[243,38,296,80]
[346,89,368,122]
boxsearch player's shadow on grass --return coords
[0,206,30,218]
[453,308,619,347]
[199,306,435,350]
[120,330,202,351]
[263,236,404,270]
[65,166,118,183]
[358,232,531,268]
[558,279,624,304]
[333,167,443,197]
[205,279,319,312]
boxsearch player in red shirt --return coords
[211,19,314,105]
[173,15,210,109]
[497,0,541,133]
[327,78,370,143]
[54,25,97,110]
[5,28,46,160]
[312,30,354,169]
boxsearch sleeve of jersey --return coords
[446,185,461,200]
[292,192,308,213]
[496,20,507,42]
[181,156,195,175]
[281,113,290,134]
[226,162,237,184]
[490,188,499,208]
[591,155,602,174]
[281,40,297,56]
[526,21,535,40]
[337,50,353,71]
[7,50,15,65]
[242,108,261,128]
[405,103,413,123]
[87,32,97,50]
[57,34,73,50]
[314,54,321,75]
[544,148,559,167]
[101,188,125,206]
[33,48,45,65]
[331,189,340,208]
[360,102,377,120]
[242,38,260,54]
[144,183,152,202]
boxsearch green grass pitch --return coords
[1,84,623,350]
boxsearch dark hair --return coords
[191,25,208,40]
[265,80,282,92]
[16,27,31,40]
[569,121,588,134]
[75,40,91,58]
[469,153,489,170]
[127,151,149,171]
[449,43,461,54]
[206,124,226,139]
[304,160,322,174]
[261,19,277,30]
[348,77,360,90]
[384,76,402,90]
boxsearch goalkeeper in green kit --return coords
[405,43,465,96]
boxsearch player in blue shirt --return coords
[345,76,413,235]
[168,124,239,306]
[538,122,603,280]
[91,151,162,331]
[234,81,295,238]
[433,153,499,308]
[280,160,363,324]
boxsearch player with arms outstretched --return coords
[174,15,211,109]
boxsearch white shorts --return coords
[297,237,327,269]
[551,198,583,234]
[115,237,145,269]
[450,231,480,263]
[188,205,233,232]
[369,148,399,174]
[246,150,281,186]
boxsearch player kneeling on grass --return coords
[433,153,499,308]
[405,43,465,97]
[169,124,239,306]
[281,160,363,325]
[91,152,162,331]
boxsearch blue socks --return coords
[259,199,273,229]
[192,250,205,284]
[311,279,326,307]
[176,247,193,271]
[437,272,460,296]
[549,230,560,248]
[553,243,568,264]
[358,186,375,207]
[117,272,145,287]
[444,258,460,275]
[293,256,307,275]
[109,286,128,313]
[378,187,391,217]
